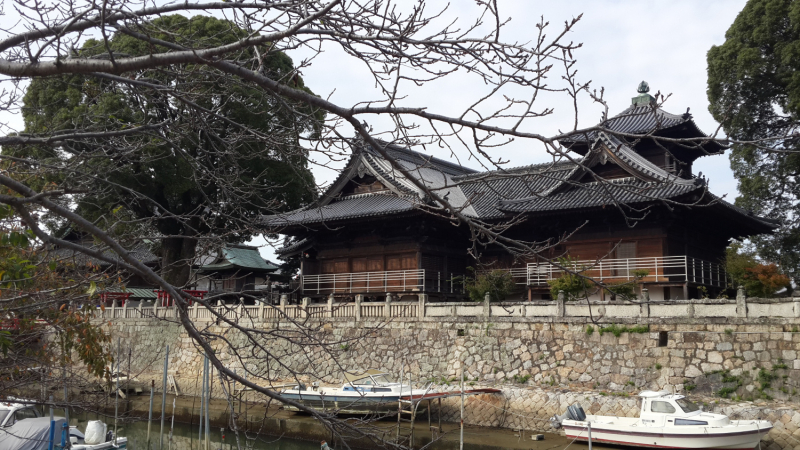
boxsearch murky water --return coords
[69,413,319,450]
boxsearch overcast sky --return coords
[257,0,751,260]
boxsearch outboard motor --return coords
[105,430,114,442]
[567,404,587,421]
[550,403,587,429]
[550,412,568,429]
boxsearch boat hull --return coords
[563,421,772,449]
[280,393,422,415]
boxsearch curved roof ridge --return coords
[597,133,699,186]
[452,159,576,181]
[363,139,477,176]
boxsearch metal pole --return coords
[114,337,120,445]
[160,345,169,450]
[169,397,176,450]
[205,357,210,450]
[198,363,204,446]
[62,364,69,436]
[588,422,593,450]
[48,396,54,450]
[460,359,464,450]
[147,382,154,448]
[409,373,414,447]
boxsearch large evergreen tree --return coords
[707,0,800,282]
[11,15,321,285]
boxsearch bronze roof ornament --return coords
[632,81,656,107]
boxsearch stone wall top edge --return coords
[95,316,800,327]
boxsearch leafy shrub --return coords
[726,243,791,297]
[604,269,649,301]
[547,257,591,300]
[463,268,516,302]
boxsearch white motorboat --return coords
[280,369,429,414]
[552,390,772,449]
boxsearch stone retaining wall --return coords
[103,315,800,448]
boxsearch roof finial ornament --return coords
[632,81,656,107]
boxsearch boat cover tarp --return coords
[0,416,66,450]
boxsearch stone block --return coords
[707,351,723,363]
[716,342,733,351]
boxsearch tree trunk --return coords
[161,236,198,287]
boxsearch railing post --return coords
[279,295,287,316]
[736,286,747,318]
[794,297,800,318]
[640,288,650,318]
[483,292,491,317]
[422,269,426,292]
[327,293,334,318]
[122,300,127,319]
[355,295,362,321]
[385,294,393,318]
[438,271,441,293]
[301,297,310,318]
[137,301,143,319]
[418,293,427,319]
[111,302,116,320]
[450,273,454,294]
[654,257,659,282]
[557,290,566,317]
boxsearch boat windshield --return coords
[371,375,393,385]
[676,398,701,413]
[0,410,8,425]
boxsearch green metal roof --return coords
[198,245,278,272]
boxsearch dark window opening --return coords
[658,331,668,347]
[457,329,465,337]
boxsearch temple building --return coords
[264,85,777,302]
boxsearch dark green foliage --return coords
[547,257,592,300]
[9,15,322,285]
[707,0,800,282]
[758,368,776,389]
[463,268,516,302]
[597,324,649,337]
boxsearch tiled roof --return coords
[49,242,159,267]
[559,105,724,154]
[266,105,773,238]
[498,177,702,213]
[267,193,419,227]
[198,245,277,271]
